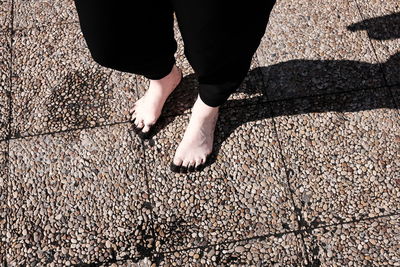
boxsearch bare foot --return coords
[130,64,182,134]
[171,95,219,172]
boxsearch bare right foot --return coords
[130,64,182,133]
[171,94,219,173]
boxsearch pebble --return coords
[61,247,68,255]
[235,246,245,253]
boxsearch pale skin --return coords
[129,64,219,170]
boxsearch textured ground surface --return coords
[1,0,399,266]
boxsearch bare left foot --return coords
[171,95,219,173]
[130,64,182,135]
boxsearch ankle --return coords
[191,106,219,122]
[192,95,219,113]
[150,64,180,82]
[147,65,181,94]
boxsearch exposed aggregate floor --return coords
[0,0,399,266]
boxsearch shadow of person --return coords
[348,11,400,86]
[150,12,399,171]
[347,12,400,40]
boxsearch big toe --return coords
[170,156,183,172]
[173,156,183,166]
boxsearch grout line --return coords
[138,136,159,260]
[131,76,159,261]
[256,47,311,265]
[0,81,394,144]
[272,115,312,265]
[264,85,312,265]
[4,0,14,266]
[3,117,134,141]
[69,211,399,266]
[141,212,400,259]
[12,20,79,33]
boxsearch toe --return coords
[181,159,191,173]
[142,124,151,133]
[201,155,207,165]
[195,155,210,171]
[196,157,206,171]
[173,156,183,166]
[195,158,203,168]
[190,160,196,167]
[172,157,185,173]
[171,155,183,172]
[188,160,196,172]
[136,119,144,128]
[182,159,191,168]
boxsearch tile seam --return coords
[12,20,79,33]
[3,79,393,143]
[4,0,14,265]
[153,211,400,256]
[256,46,311,265]
[72,206,397,266]
[132,75,159,261]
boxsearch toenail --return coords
[195,164,204,171]
[173,158,183,165]
[180,165,188,173]
[170,163,180,172]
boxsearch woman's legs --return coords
[74,0,183,134]
[170,0,277,172]
[74,0,276,172]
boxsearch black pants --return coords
[73,0,276,107]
